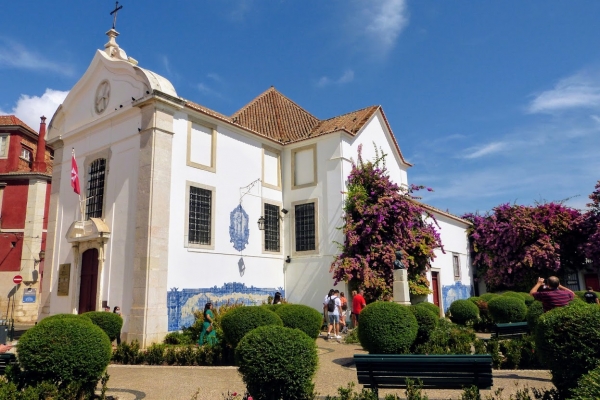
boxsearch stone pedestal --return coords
[393,269,411,305]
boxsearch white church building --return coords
[40,29,474,346]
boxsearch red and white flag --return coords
[71,150,81,195]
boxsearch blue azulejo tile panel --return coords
[441,281,473,312]
[167,282,284,332]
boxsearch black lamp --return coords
[257,216,265,231]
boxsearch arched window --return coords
[86,159,106,219]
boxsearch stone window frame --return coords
[452,253,461,280]
[262,200,282,254]
[186,118,217,173]
[184,181,216,250]
[291,198,319,256]
[261,145,282,191]
[84,148,111,221]
[0,135,10,159]
[291,144,317,190]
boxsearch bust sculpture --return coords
[393,250,405,270]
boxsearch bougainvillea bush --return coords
[330,147,442,300]
[463,202,586,291]
[581,180,600,266]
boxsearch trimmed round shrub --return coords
[487,296,527,323]
[82,311,123,342]
[448,299,479,325]
[17,316,112,394]
[261,303,285,313]
[220,306,283,348]
[526,300,544,334]
[415,301,440,317]
[409,305,439,345]
[468,296,481,304]
[517,292,535,306]
[236,325,318,400]
[535,304,600,397]
[38,313,88,325]
[500,291,523,299]
[274,304,322,339]
[570,365,600,400]
[358,302,418,354]
[479,293,499,302]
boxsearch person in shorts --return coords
[352,289,366,327]
[326,290,342,339]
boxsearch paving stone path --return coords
[103,337,555,400]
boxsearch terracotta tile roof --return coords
[0,115,37,135]
[183,87,411,165]
[230,87,320,143]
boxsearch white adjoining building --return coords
[41,29,474,346]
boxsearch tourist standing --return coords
[323,289,334,328]
[326,290,342,339]
[339,292,348,334]
[198,302,217,346]
[530,277,574,312]
[352,289,367,327]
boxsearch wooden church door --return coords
[431,271,440,308]
[79,248,99,313]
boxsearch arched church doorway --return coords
[79,248,99,313]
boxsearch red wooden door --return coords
[584,274,600,291]
[431,271,440,308]
[79,248,99,314]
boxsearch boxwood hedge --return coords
[487,296,527,323]
[448,299,479,325]
[409,305,439,345]
[236,325,318,400]
[220,306,283,348]
[274,304,322,339]
[82,311,123,342]
[358,301,417,354]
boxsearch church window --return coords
[86,158,106,219]
[262,146,281,190]
[453,254,461,280]
[264,203,280,252]
[0,136,9,158]
[294,200,318,253]
[188,186,212,245]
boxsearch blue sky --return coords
[1,1,599,215]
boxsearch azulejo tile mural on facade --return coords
[229,204,250,252]
[167,282,284,331]
[441,281,473,312]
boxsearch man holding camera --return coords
[529,276,574,312]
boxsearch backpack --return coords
[327,296,336,312]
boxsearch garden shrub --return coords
[112,340,143,364]
[274,304,322,339]
[448,299,479,325]
[82,311,123,342]
[500,291,522,300]
[409,305,438,346]
[358,302,418,354]
[144,343,166,365]
[163,331,193,345]
[471,299,493,332]
[518,292,535,306]
[412,318,475,355]
[574,290,600,302]
[16,316,112,396]
[526,301,544,334]
[535,303,600,397]
[415,301,440,317]
[220,306,283,348]
[261,303,285,313]
[570,365,600,400]
[38,313,88,325]
[479,293,498,302]
[236,325,318,400]
[487,296,527,323]
[468,296,481,304]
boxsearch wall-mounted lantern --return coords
[257,216,265,231]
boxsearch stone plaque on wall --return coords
[57,264,71,296]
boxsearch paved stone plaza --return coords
[102,337,555,400]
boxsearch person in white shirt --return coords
[325,289,343,339]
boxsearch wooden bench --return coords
[0,353,16,375]
[354,354,493,391]
[492,322,529,339]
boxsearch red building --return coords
[0,116,52,322]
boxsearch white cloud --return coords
[0,38,74,76]
[461,141,508,159]
[1,89,68,130]
[197,83,224,100]
[317,69,355,87]
[351,0,409,56]
[528,71,600,113]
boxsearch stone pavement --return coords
[103,336,555,400]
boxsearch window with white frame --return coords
[20,147,32,162]
[294,201,317,252]
[187,184,214,247]
[264,203,281,252]
[452,254,461,280]
[0,136,8,158]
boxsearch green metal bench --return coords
[492,322,529,339]
[354,354,493,391]
[0,353,16,375]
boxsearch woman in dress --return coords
[198,302,217,346]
